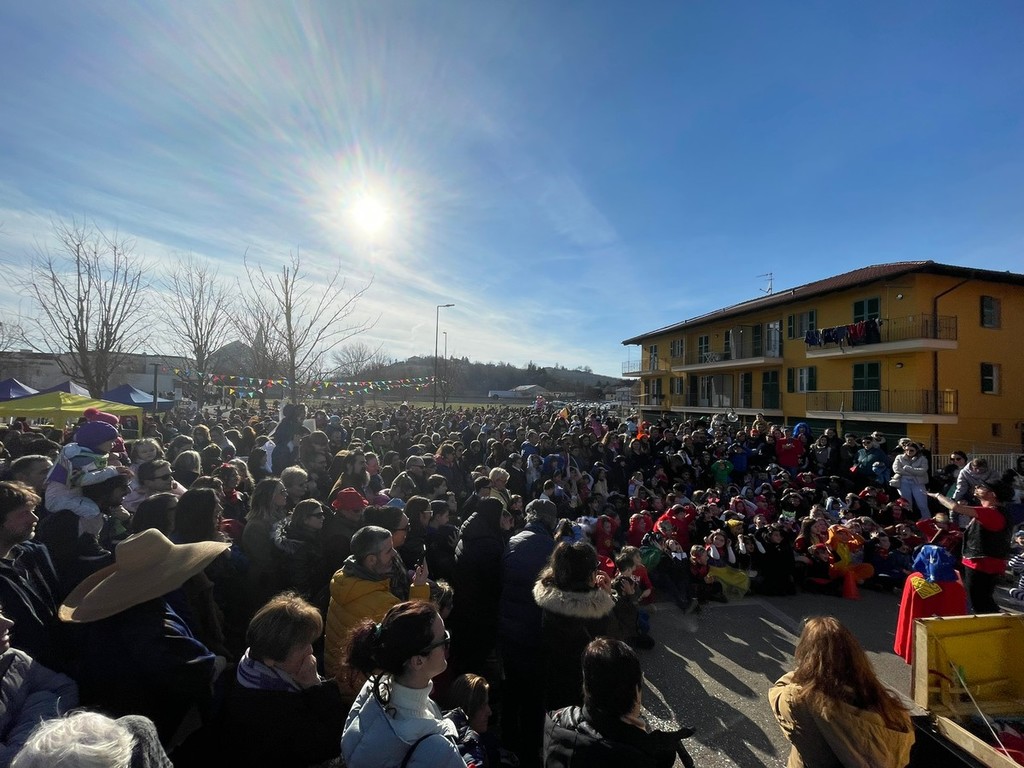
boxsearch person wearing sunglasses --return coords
[122,460,186,513]
[272,499,331,604]
[341,601,464,768]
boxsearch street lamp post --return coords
[433,303,454,409]
[150,362,160,437]
[442,331,448,408]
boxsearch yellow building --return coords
[621,261,1024,455]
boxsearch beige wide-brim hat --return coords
[59,528,229,624]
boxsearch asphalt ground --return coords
[637,587,918,768]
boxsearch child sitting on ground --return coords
[618,546,654,604]
[611,553,654,649]
[689,545,726,605]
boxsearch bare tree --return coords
[0,311,25,355]
[332,341,390,379]
[160,253,235,409]
[439,354,464,409]
[239,252,377,401]
[231,293,287,407]
[22,220,149,396]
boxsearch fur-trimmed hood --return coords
[532,580,615,619]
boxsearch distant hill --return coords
[373,356,625,398]
[205,344,626,399]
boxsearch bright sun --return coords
[349,194,390,237]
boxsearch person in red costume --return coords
[773,429,805,475]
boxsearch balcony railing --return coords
[683,389,781,410]
[679,346,782,367]
[637,393,668,407]
[806,314,957,350]
[805,389,958,415]
[622,359,670,376]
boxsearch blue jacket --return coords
[0,648,78,765]
[499,522,555,654]
[0,542,63,671]
[341,678,464,768]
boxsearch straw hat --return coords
[59,529,229,624]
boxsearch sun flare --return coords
[349,194,390,238]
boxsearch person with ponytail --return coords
[769,616,913,767]
[340,600,465,768]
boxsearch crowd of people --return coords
[0,399,1018,766]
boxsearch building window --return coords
[697,335,712,362]
[669,339,684,359]
[787,310,816,339]
[980,296,1001,328]
[981,363,1000,394]
[787,366,817,393]
[762,371,780,409]
[670,377,683,395]
[648,344,659,371]
[740,372,752,408]
[853,297,880,323]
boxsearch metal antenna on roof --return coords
[758,273,774,295]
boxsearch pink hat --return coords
[84,407,119,426]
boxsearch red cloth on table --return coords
[893,570,967,664]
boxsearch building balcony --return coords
[622,359,671,377]
[636,393,674,410]
[804,314,957,359]
[679,390,784,413]
[804,389,959,424]
[671,349,783,373]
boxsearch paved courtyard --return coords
[639,588,914,767]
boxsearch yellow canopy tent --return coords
[0,392,144,436]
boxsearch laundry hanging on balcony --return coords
[804,318,882,348]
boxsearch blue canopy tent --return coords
[0,379,38,400]
[38,380,91,397]
[101,384,176,412]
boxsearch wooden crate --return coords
[913,614,1024,768]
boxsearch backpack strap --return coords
[400,733,434,768]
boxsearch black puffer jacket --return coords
[449,498,508,666]
[498,521,555,655]
[543,706,695,768]
[272,518,329,603]
[533,580,628,710]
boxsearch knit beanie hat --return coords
[84,407,119,426]
[331,488,368,512]
[76,422,119,451]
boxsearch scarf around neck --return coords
[236,648,302,692]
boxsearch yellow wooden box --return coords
[913,614,1024,768]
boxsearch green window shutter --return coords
[787,368,795,393]
[808,366,817,391]
[809,310,816,331]
[787,315,794,339]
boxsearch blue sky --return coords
[1,1,1022,379]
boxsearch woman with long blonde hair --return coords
[769,616,913,767]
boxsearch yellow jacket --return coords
[324,570,431,682]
